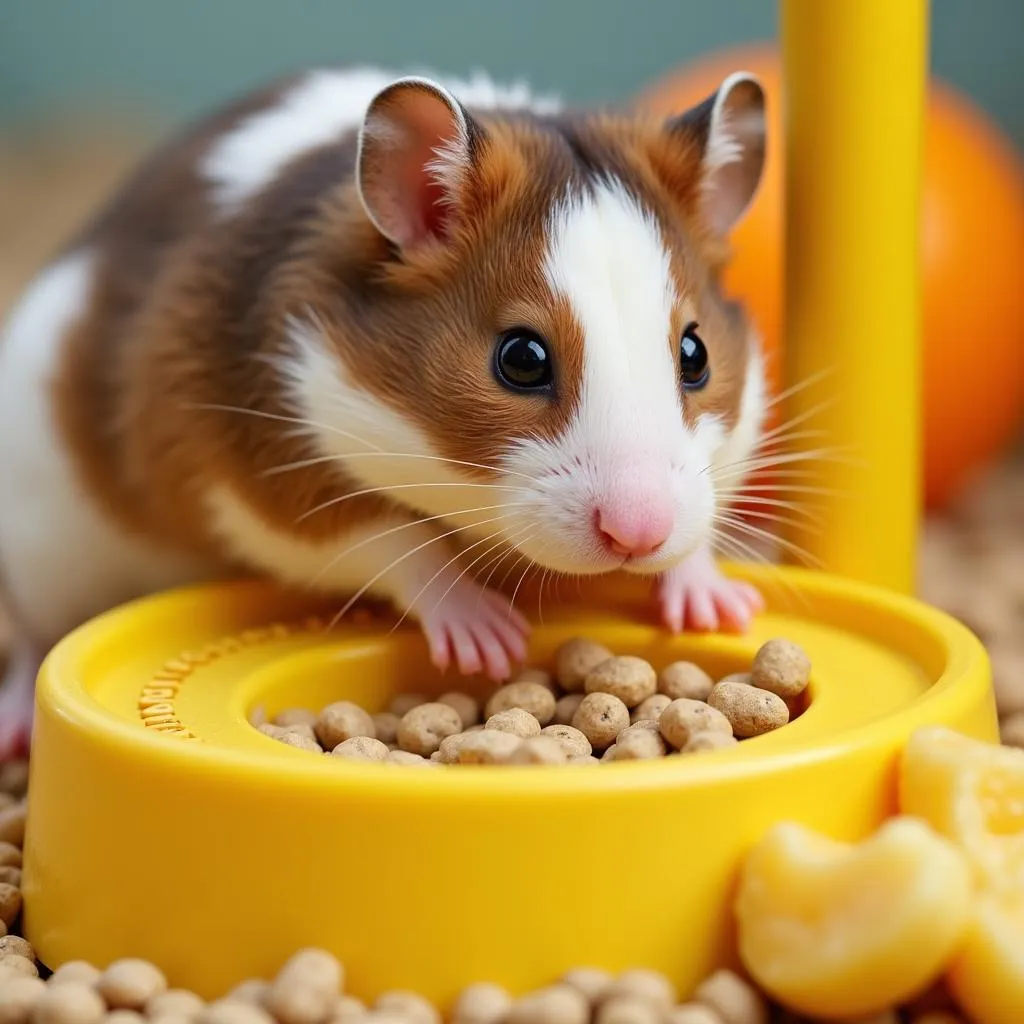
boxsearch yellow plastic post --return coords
[780,0,928,593]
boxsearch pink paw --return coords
[0,652,37,761]
[418,583,530,682]
[658,548,764,634]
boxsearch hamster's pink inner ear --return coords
[356,78,477,249]
[670,72,767,236]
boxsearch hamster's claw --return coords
[419,582,530,682]
[657,546,764,635]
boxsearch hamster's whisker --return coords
[711,532,810,612]
[508,559,539,622]
[295,483,531,523]
[715,508,824,537]
[716,515,824,569]
[477,530,533,598]
[261,449,538,483]
[763,367,836,410]
[716,494,824,523]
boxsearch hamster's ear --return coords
[356,76,483,249]
[668,72,766,235]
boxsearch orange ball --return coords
[638,46,1024,510]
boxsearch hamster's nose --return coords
[595,502,673,559]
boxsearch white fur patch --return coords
[0,251,207,643]
[202,67,562,215]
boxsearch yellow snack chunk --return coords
[900,726,1024,889]
[946,892,1024,1024]
[734,817,971,1018]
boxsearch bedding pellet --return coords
[252,637,809,766]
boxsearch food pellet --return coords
[389,693,427,717]
[397,703,463,756]
[630,694,671,724]
[485,682,556,726]
[611,729,666,761]
[106,1012,146,1024]
[658,699,732,750]
[96,960,168,1010]
[603,969,675,1011]
[225,980,271,1006]
[560,968,613,1004]
[506,985,589,1024]
[314,702,376,750]
[274,708,316,729]
[264,949,342,1024]
[330,736,389,761]
[33,983,106,1024]
[554,694,585,726]
[594,997,661,1024]
[386,749,431,767]
[555,638,614,693]
[0,976,46,1024]
[327,995,366,1024]
[276,731,322,754]
[371,712,401,746]
[572,693,630,750]
[663,1006,722,1024]
[600,745,618,762]
[0,807,26,847]
[48,962,101,988]
[584,656,657,709]
[374,991,441,1024]
[682,732,739,754]
[692,969,767,1024]
[450,983,512,1024]
[439,692,480,729]
[147,990,208,1018]
[750,639,811,700]
[0,956,37,978]
[201,1002,275,1024]
[707,682,788,739]
[0,843,21,869]
[0,885,22,927]
[717,672,753,687]
[658,662,714,702]
[513,668,557,692]
[486,709,541,738]
[0,936,31,960]
[0,868,19,888]
[504,736,568,765]
[539,725,592,758]
[456,731,522,765]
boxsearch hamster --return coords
[0,65,769,756]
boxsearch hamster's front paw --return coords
[657,545,763,634]
[417,582,530,682]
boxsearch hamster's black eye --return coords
[680,322,710,390]
[494,329,553,392]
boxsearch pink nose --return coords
[596,503,674,559]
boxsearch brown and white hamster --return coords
[0,66,768,755]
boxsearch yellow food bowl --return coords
[22,564,996,1002]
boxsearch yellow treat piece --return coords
[734,817,971,1018]
[946,892,1024,1024]
[900,726,1024,889]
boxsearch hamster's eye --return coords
[680,322,710,390]
[494,329,553,392]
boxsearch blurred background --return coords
[1,1,1022,721]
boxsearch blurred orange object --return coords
[638,45,1024,511]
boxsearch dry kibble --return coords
[276,732,322,753]
[330,736,389,761]
[450,983,512,1024]
[1000,711,1024,748]
[663,1006,722,1024]
[594,997,661,1024]
[438,692,480,729]
[658,699,732,750]
[707,682,789,739]
[0,937,32,960]
[273,708,316,728]
[561,968,613,1004]
[555,638,615,693]
[570,755,600,765]
[540,725,592,758]
[584,657,657,709]
[604,970,675,1011]
[512,668,557,692]
[265,949,342,1024]
[503,736,568,765]
[386,750,430,767]
[751,639,811,700]
[572,693,630,750]
[506,985,589,1024]
[107,1012,146,1024]
[327,996,366,1024]
[0,843,21,869]
[486,709,541,739]
[396,703,463,756]
[682,732,739,754]
[554,695,585,726]
[389,693,427,718]
[600,745,618,762]
[96,960,168,1010]
[247,705,267,728]
[0,884,22,927]
[371,713,401,746]
[0,868,20,888]
[200,1002,275,1024]
[315,702,376,749]
[374,992,440,1024]
[485,683,556,726]
[456,731,522,765]
[225,981,271,1006]
[658,662,714,702]
[717,672,753,686]
[611,729,666,761]
[48,962,101,988]
[0,956,37,978]
[0,806,27,847]
[692,969,767,1024]
[33,983,106,1024]
[147,990,207,1018]
[436,733,478,764]
[0,977,45,1024]
[630,694,671,724]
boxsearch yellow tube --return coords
[779,0,928,593]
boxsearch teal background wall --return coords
[1,1,1021,149]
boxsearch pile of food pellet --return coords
[252,638,810,768]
